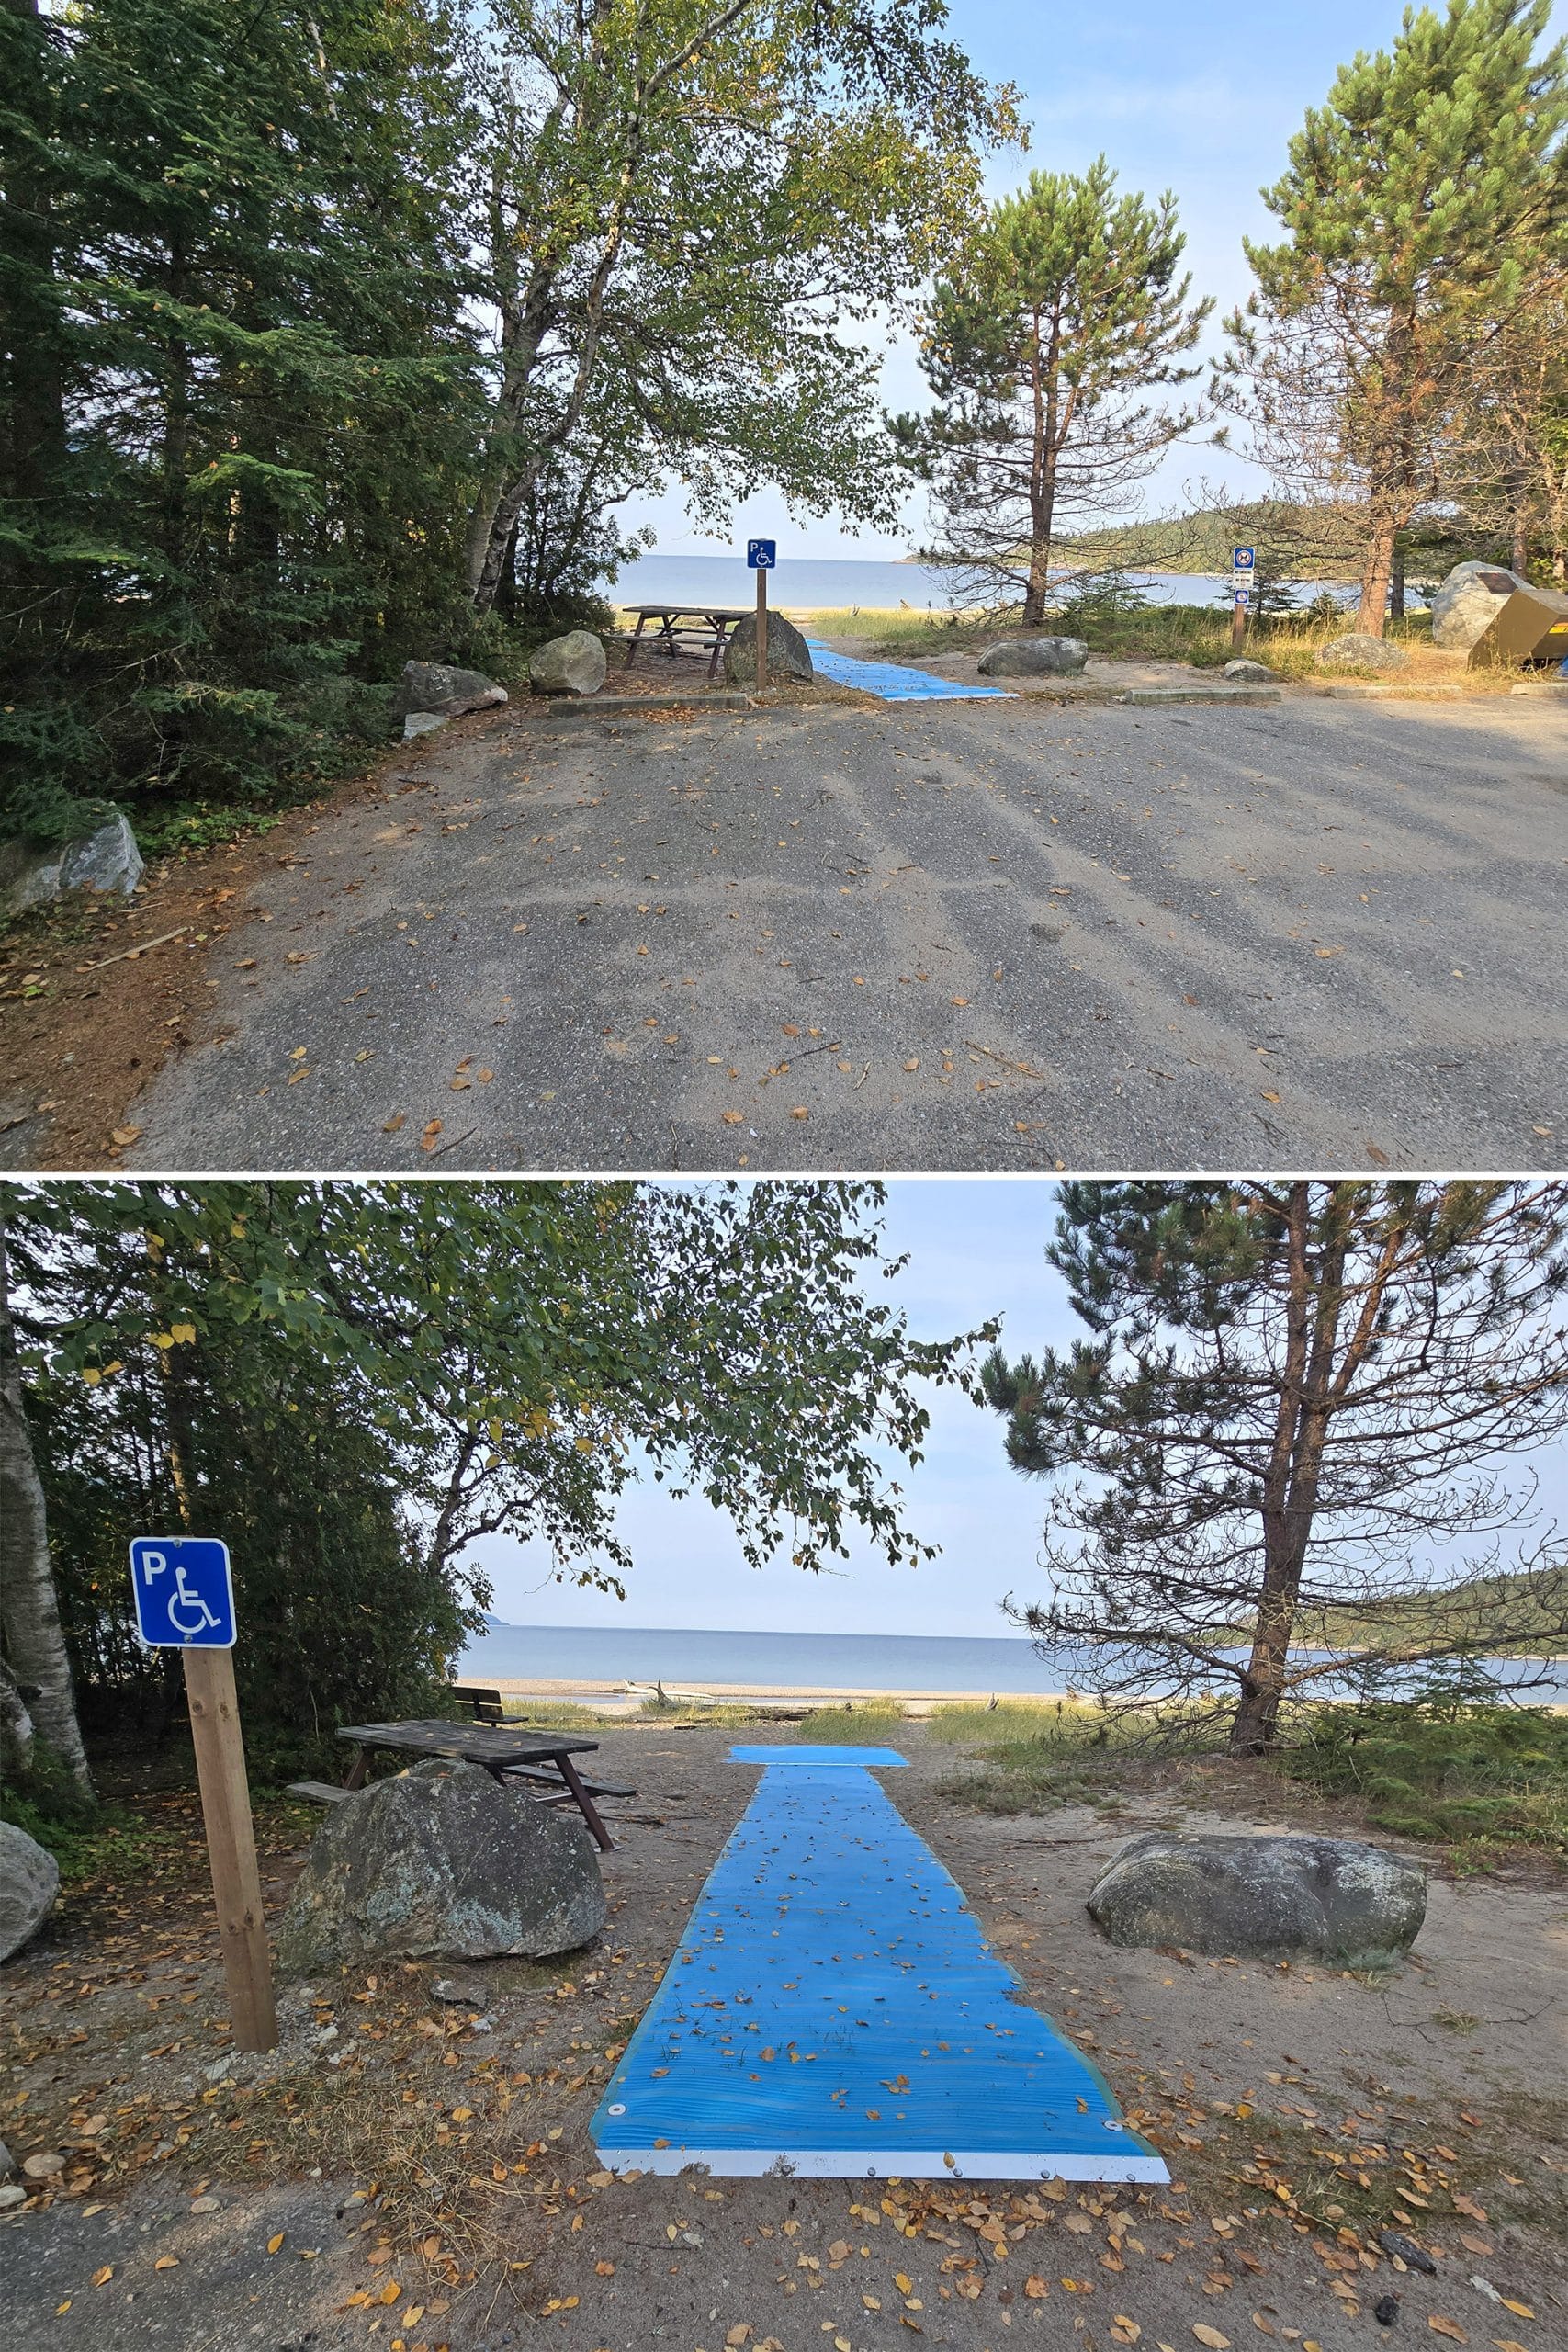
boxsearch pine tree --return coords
[1222,0,1568,635]
[983,1182,1568,1755]
[897,162,1210,625]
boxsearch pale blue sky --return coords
[474,1178,1568,1640]
[476,1180,1074,1635]
[625,0,1564,560]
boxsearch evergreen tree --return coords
[0,0,480,844]
[983,1182,1568,1756]
[1219,0,1568,634]
[897,162,1210,625]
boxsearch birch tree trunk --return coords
[0,1212,94,1796]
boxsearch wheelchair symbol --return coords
[167,1564,221,1638]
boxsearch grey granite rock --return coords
[723,610,815,686]
[976,635,1089,677]
[529,631,608,697]
[1429,560,1528,650]
[0,1820,60,1962]
[392,661,509,719]
[275,1758,604,1973]
[0,815,143,918]
[1318,632,1408,672]
[1087,1831,1425,1967]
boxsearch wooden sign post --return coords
[748,538,776,692]
[183,1645,277,2051]
[130,1537,277,2052]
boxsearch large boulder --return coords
[529,631,607,698]
[392,661,509,721]
[0,1821,61,1962]
[1317,631,1407,672]
[1087,1832,1425,1969]
[1224,659,1279,684]
[275,1758,604,1973]
[1429,560,1528,650]
[977,635,1088,678]
[723,610,815,686]
[0,815,143,920]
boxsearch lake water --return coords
[610,553,1360,616]
[460,1620,1567,1704]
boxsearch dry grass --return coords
[806,600,1541,691]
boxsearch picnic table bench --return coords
[288,1721,630,1851]
[621,603,751,681]
[451,1682,504,1725]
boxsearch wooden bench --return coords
[502,1763,636,1801]
[451,1684,504,1725]
[288,1779,355,1806]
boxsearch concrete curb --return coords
[1015,684,1283,708]
[527,690,759,717]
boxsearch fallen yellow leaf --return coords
[1192,2330,1230,2350]
[266,2233,285,2255]
[1427,2324,1467,2346]
[92,2267,114,2288]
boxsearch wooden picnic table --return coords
[622,602,752,681]
[335,1720,615,1851]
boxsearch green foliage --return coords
[898,159,1210,620]
[0,1783,186,1881]
[923,1695,1184,1814]
[1219,0,1568,622]
[0,0,485,845]
[791,1702,908,1742]
[981,1182,1568,1754]
[1276,1702,1568,1855]
[8,1180,989,1772]
[458,0,1021,608]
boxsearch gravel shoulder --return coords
[5,1724,1564,2351]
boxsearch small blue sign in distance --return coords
[130,1536,237,1648]
[747,538,776,569]
[1234,585,1252,605]
[1233,546,1256,569]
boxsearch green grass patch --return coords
[496,1697,620,1730]
[923,1694,1206,1815]
[791,1701,910,1742]
[1272,1702,1568,1858]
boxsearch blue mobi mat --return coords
[806,642,1015,701]
[590,1747,1167,2181]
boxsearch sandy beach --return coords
[481,1675,1072,1716]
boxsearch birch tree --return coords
[0,1205,93,1795]
[460,0,1016,612]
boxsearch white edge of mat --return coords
[594,2144,1169,2183]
